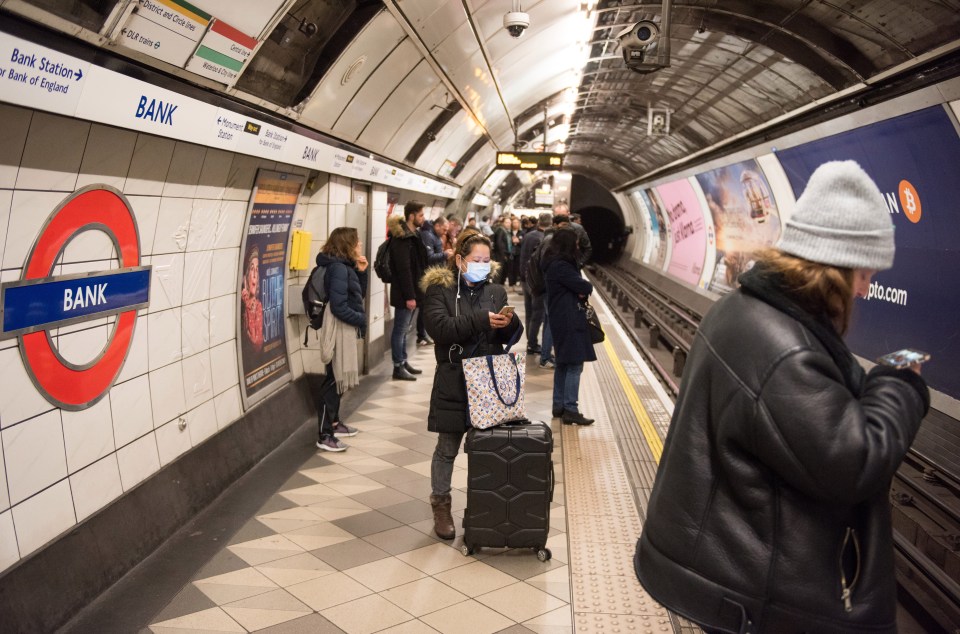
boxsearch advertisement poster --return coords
[655,179,707,286]
[638,188,669,270]
[695,160,782,293]
[776,105,960,399]
[238,169,304,408]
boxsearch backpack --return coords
[525,239,547,296]
[373,237,393,283]
[301,264,328,345]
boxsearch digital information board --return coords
[496,152,564,170]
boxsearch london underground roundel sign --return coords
[0,186,151,410]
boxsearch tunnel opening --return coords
[578,206,626,264]
[571,175,627,265]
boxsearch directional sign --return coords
[0,187,151,410]
[0,31,89,115]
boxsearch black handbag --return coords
[582,300,605,344]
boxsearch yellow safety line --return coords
[601,337,664,463]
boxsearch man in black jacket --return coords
[519,212,552,356]
[387,202,428,381]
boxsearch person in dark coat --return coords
[416,216,452,346]
[421,230,522,539]
[490,216,511,284]
[519,212,552,356]
[308,227,367,452]
[387,202,428,380]
[635,161,930,633]
[542,227,596,425]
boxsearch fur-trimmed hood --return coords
[419,262,503,292]
[388,214,410,239]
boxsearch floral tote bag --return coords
[462,352,526,429]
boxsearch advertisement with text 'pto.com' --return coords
[777,105,960,399]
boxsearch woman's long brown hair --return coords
[753,248,855,335]
[321,227,359,261]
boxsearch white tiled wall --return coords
[0,105,352,574]
[0,104,447,574]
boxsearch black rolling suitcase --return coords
[460,420,554,561]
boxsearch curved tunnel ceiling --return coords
[10,0,958,198]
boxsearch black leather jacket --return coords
[635,265,929,633]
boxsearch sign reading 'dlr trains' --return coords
[0,186,151,410]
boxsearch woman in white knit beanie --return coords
[635,160,930,633]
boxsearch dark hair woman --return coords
[420,230,522,539]
[240,245,263,354]
[309,227,368,452]
[635,161,930,633]
[541,227,596,425]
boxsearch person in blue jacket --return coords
[416,216,453,346]
[542,227,596,425]
[309,227,367,452]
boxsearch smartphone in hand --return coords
[876,348,930,369]
[498,306,515,316]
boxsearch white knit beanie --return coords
[777,160,895,270]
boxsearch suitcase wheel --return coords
[535,548,552,562]
[461,544,475,557]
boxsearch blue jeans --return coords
[553,362,583,413]
[392,305,414,365]
[431,431,465,496]
[540,304,554,364]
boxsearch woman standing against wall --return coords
[308,227,368,452]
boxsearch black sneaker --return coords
[527,346,542,354]
[552,407,563,418]
[403,362,423,375]
[562,410,595,426]
[416,337,433,346]
[393,366,417,381]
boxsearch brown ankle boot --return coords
[430,494,455,539]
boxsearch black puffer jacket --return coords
[388,214,428,308]
[420,264,522,434]
[635,265,929,633]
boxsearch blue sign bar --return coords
[1,267,151,338]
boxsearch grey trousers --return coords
[431,430,466,496]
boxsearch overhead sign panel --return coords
[496,152,564,171]
[185,18,256,85]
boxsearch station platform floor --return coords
[64,288,690,634]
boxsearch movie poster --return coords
[238,169,304,408]
[695,160,782,293]
[655,178,707,286]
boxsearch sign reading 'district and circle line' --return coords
[0,186,151,410]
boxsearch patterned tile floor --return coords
[146,289,678,634]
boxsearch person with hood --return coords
[420,230,522,539]
[542,227,596,425]
[388,201,429,381]
[308,227,368,452]
[634,161,930,633]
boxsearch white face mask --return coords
[462,261,491,283]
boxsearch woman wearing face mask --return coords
[420,229,523,540]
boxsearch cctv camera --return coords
[617,20,669,74]
[504,11,530,38]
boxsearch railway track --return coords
[590,265,960,633]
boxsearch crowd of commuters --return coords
[306,162,930,631]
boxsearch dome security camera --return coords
[503,11,530,38]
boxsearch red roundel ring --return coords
[20,187,141,409]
